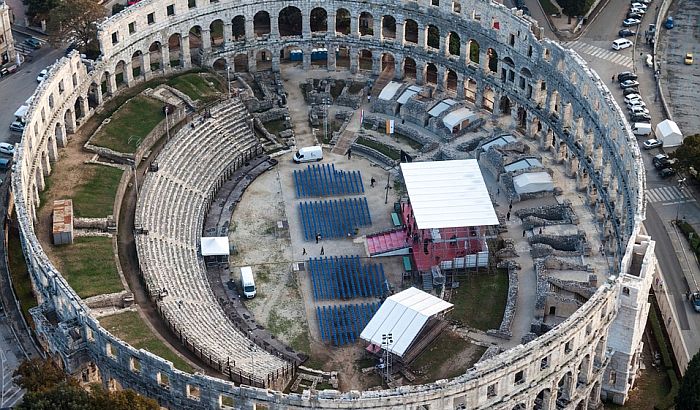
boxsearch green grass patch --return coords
[539,0,559,15]
[167,73,222,101]
[410,331,484,382]
[71,165,124,218]
[267,309,293,335]
[7,228,37,328]
[356,136,400,160]
[448,270,509,331]
[91,96,165,153]
[100,311,193,373]
[290,324,310,355]
[51,237,122,298]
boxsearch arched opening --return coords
[74,97,85,120]
[64,108,75,133]
[548,305,556,316]
[381,53,395,72]
[148,41,162,71]
[336,9,350,35]
[483,87,494,112]
[88,82,100,108]
[336,46,350,68]
[310,8,327,32]
[404,57,417,79]
[575,400,585,410]
[256,49,272,71]
[54,123,64,148]
[501,56,514,82]
[359,49,372,71]
[130,50,143,78]
[518,106,527,128]
[405,19,418,44]
[212,58,226,71]
[556,372,573,402]
[188,26,202,65]
[232,15,245,41]
[520,67,533,97]
[114,61,126,88]
[446,69,457,93]
[99,72,109,95]
[512,405,526,410]
[427,25,439,49]
[448,31,460,56]
[465,78,476,102]
[425,63,438,84]
[499,96,511,115]
[254,11,271,37]
[533,389,551,410]
[578,354,590,384]
[359,12,373,36]
[279,6,302,37]
[233,53,248,72]
[382,15,396,39]
[468,39,480,64]
[210,19,224,47]
[168,34,181,67]
[487,48,498,72]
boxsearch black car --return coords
[619,29,636,37]
[658,167,676,178]
[652,154,670,169]
[631,113,652,122]
[623,87,640,96]
[24,38,42,49]
[618,73,638,82]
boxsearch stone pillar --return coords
[417,24,426,49]
[181,37,192,69]
[124,61,134,86]
[245,18,254,41]
[374,17,381,42]
[47,135,58,162]
[351,15,359,37]
[327,46,337,71]
[93,82,103,105]
[32,183,40,210]
[349,48,358,74]
[327,11,336,36]
[41,150,51,176]
[416,60,425,85]
[396,20,405,46]
[302,14,311,39]
[201,29,212,51]
[63,109,76,137]
[441,33,448,55]
[223,22,232,45]
[271,49,281,72]
[161,46,171,72]
[372,54,381,76]
[35,163,45,192]
[456,75,465,99]
[80,95,90,117]
[248,50,257,72]
[394,55,404,79]
[271,14,279,38]
[107,73,117,95]
[302,46,311,70]
[543,388,557,410]
[141,52,152,80]
[436,65,446,91]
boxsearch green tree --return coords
[670,134,700,176]
[676,351,700,410]
[14,358,67,393]
[558,0,595,17]
[26,0,59,21]
[46,0,107,50]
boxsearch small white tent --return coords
[655,119,683,148]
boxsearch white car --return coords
[630,7,646,14]
[0,142,15,156]
[629,105,650,115]
[623,94,642,104]
[36,69,48,83]
[627,101,647,110]
[631,2,648,9]
[612,38,633,50]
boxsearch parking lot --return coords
[658,0,700,136]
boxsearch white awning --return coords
[504,158,543,172]
[513,172,554,194]
[360,287,453,357]
[201,237,230,256]
[378,81,403,101]
[397,85,422,104]
[400,160,499,229]
[481,134,516,151]
[428,99,458,117]
[442,107,478,130]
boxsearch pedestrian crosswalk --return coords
[562,41,634,69]
[646,186,696,204]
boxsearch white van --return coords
[631,122,652,136]
[240,266,256,298]
[293,146,323,163]
[612,39,633,50]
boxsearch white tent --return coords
[360,287,453,357]
[200,237,230,256]
[442,108,479,133]
[655,119,683,147]
[378,81,402,101]
[513,172,554,194]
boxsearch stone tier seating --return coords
[135,98,287,378]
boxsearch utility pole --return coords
[381,333,393,383]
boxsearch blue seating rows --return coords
[299,197,372,240]
[308,256,386,300]
[293,164,364,198]
[316,302,381,346]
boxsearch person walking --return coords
[506,212,511,221]
[522,230,526,237]
[370,177,376,187]
[539,227,542,235]
[302,248,307,256]
[347,148,352,160]
[320,246,325,255]
[315,233,321,244]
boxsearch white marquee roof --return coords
[400,160,499,229]
[397,85,422,104]
[378,81,403,101]
[360,287,453,357]
[513,172,554,194]
[442,107,478,129]
[200,237,230,256]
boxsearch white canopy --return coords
[397,86,422,104]
[655,119,683,147]
[400,160,499,229]
[442,107,478,130]
[513,172,554,194]
[200,237,230,256]
[504,158,543,172]
[428,99,457,117]
[378,81,403,101]
[360,287,453,357]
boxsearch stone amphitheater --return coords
[10,0,658,408]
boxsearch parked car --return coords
[685,53,694,65]
[618,29,636,37]
[658,167,676,178]
[690,292,700,313]
[0,143,15,156]
[623,87,640,96]
[23,38,42,49]
[620,79,640,88]
[623,18,642,26]
[631,2,648,9]
[627,12,643,20]
[36,69,48,83]
[612,38,633,50]
[665,16,674,29]
[643,139,663,149]
[618,73,638,82]
[627,101,647,110]
[630,8,646,16]
[631,113,652,122]
[624,94,642,103]
[629,105,650,115]
[652,154,669,169]
[9,121,24,133]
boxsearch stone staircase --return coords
[370,66,395,98]
[331,110,361,155]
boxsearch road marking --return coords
[647,186,696,205]
[562,41,634,69]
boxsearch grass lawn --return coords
[51,237,123,298]
[7,228,37,327]
[91,96,165,153]
[448,269,509,331]
[167,73,222,101]
[71,165,123,218]
[100,311,194,373]
[356,136,400,160]
[410,331,485,383]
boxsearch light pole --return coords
[676,177,687,222]
[381,333,393,383]
[163,105,171,143]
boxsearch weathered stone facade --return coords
[0,1,15,66]
[10,0,657,407]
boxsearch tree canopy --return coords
[46,0,107,51]
[676,351,700,410]
[670,134,700,176]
